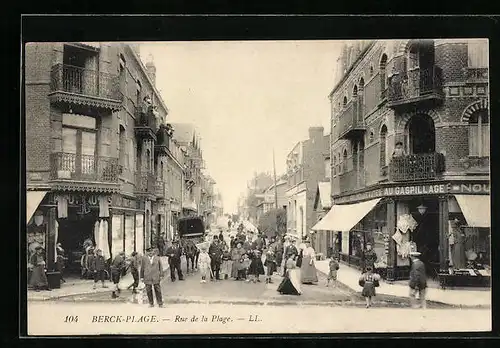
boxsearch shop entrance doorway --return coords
[57,208,98,275]
[410,198,440,277]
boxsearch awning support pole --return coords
[438,195,449,272]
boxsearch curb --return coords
[315,266,491,309]
[28,268,172,302]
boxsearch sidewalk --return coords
[315,259,491,307]
[28,257,170,301]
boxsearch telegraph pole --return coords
[273,149,279,237]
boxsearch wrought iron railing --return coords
[337,98,366,138]
[388,66,443,103]
[135,106,158,130]
[50,152,120,182]
[464,67,488,81]
[389,152,445,181]
[135,172,156,194]
[50,64,122,101]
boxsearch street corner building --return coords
[24,42,218,282]
[312,39,490,285]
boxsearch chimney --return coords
[308,126,324,141]
[145,53,156,86]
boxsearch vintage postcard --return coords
[24,38,491,335]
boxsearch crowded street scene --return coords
[25,35,491,335]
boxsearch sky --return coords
[139,41,342,214]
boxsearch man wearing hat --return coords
[409,250,427,309]
[209,235,223,281]
[362,242,378,273]
[140,247,164,307]
[165,239,184,282]
[110,251,126,298]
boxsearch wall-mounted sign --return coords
[334,181,490,205]
[112,195,141,210]
[449,183,490,194]
[47,193,110,207]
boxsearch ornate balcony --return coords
[459,156,489,174]
[49,64,122,112]
[134,105,158,141]
[464,67,488,83]
[135,172,156,198]
[49,152,120,193]
[387,67,444,109]
[337,98,366,140]
[155,124,174,157]
[389,152,445,182]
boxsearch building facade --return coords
[318,39,489,281]
[25,43,214,275]
[285,127,330,240]
[255,179,288,223]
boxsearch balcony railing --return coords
[50,152,120,182]
[337,98,366,139]
[135,172,156,195]
[389,152,445,182]
[387,66,444,107]
[155,124,173,156]
[134,105,158,140]
[464,67,488,82]
[49,64,122,110]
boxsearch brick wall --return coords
[25,84,52,173]
[436,43,468,83]
[436,125,469,173]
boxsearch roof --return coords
[171,123,196,144]
[316,182,332,210]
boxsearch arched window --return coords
[369,131,374,143]
[352,142,358,173]
[353,85,358,98]
[380,54,388,99]
[160,161,164,180]
[146,148,151,172]
[343,96,348,108]
[369,65,374,77]
[333,156,337,176]
[380,125,388,167]
[469,110,489,157]
[342,149,348,172]
[337,152,341,174]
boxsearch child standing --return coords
[91,249,108,290]
[239,254,250,281]
[358,266,380,308]
[198,245,212,283]
[326,258,340,287]
[248,249,265,283]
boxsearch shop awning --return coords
[454,195,490,228]
[26,191,48,224]
[311,198,382,232]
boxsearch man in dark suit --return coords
[409,251,427,309]
[166,240,184,281]
[209,236,223,280]
[140,247,164,308]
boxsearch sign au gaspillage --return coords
[334,182,490,205]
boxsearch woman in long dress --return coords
[230,243,246,278]
[300,240,318,284]
[29,247,50,291]
[277,254,302,295]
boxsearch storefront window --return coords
[135,213,144,255]
[111,215,124,257]
[124,214,135,256]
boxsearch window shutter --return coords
[481,124,490,157]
